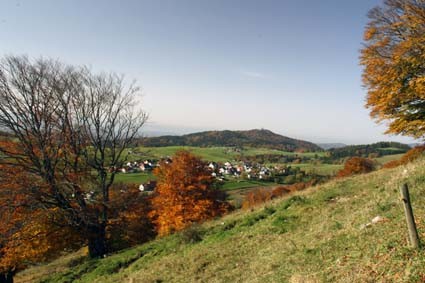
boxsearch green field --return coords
[221,179,276,191]
[289,163,343,175]
[114,172,156,184]
[115,171,277,191]
[377,147,407,152]
[19,158,425,282]
[126,146,326,163]
[374,153,404,165]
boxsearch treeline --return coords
[138,129,322,152]
[239,153,318,164]
[327,142,410,160]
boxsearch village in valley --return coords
[114,141,406,195]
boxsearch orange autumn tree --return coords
[337,157,375,178]
[150,151,229,236]
[0,164,30,283]
[0,210,81,281]
[360,0,425,139]
[0,165,82,283]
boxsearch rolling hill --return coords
[17,157,425,282]
[138,129,321,152]
[328,141,411,159]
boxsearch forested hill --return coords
[139,129,322,152]
[329,141,411,159]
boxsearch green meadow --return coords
[126,146,326,163]
[114,172,156,184]
[374,153,405,165]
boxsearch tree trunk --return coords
[87,223,107,258]
[0,271,14,283]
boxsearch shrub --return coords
[178,224,204,244]
[337,157,375,177]
[400,145,425,164]
[271,186,291,198]
[242,181,316,210]
[382,160,401,169]
[382,145,425,169]
[241,188,272,210]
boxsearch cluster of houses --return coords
[208,161,278,181]
[115,160,156,174]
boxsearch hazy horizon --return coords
[0,0,420,144]
[141,123,419,146]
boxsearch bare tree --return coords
[0,55,147,257]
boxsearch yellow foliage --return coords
[360,0,425,139]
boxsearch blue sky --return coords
[0,0,416,144]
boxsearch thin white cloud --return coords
[240,70,265,78]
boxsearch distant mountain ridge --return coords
[317,143,347,150]
[139,129,322,152]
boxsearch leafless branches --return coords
[0,55,147,257]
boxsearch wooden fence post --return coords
[400,183,420,249]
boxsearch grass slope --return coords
[374,153,405,165]
[18,158,425,283]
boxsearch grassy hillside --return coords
[374,153,406,165]
[17,158,425,283]
[139,129,322,152]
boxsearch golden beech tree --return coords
[360,0,425,139]
[149,151,229,236]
